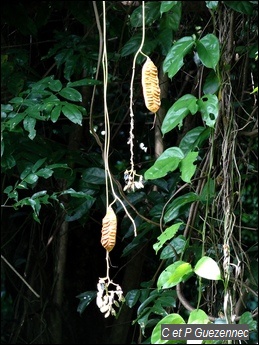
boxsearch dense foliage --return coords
[1,1,258,344]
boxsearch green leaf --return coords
[51,104,62,123]
[76,291,97,315]
[153,222,183,254]
[157,261,193,290]
[197,94,219,127]
[82,167,106,184]
[125,290,141,308]
[188,309,210,324]
[164,192,199,223]
[31,190,48,199]
[20,166,32,179]
[9,97,24,104]
[224,1,254,15]
[65,198,96,222]
[60,188,94,198]
[67,79,102,87]
[196,34,220,69]
[151,314,186,344]
[163,36,195,78]
[194,256,222,280]
[24,173,39,184]
[137,294,158,316]
[161,95,198,135]
[130,2,160,28]
[160,1,178,15]
[203,70,220,94]
[48,78,62,92]
[160,235,187,260]
[179,151,199,183]
[6,113,25,129]
[179,126,207,154]
[157,28,174,56]
[144,147,184,180]
[121,34,142,57]
[200,178,215,202]
[36,168,54,178]
[160,2,181,33]
[32,158,47,173]
[121,34,158,62]
[23,116,36,140]
[238,311,258,331]
[59,87,82,102]
[62,103,82,125]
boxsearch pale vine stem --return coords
[128,0,147,173]
[101,2,137,269]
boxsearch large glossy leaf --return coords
[179,126,207,154]
[197,94,219,127]
[196,34,220,69]
[153,222,183,254]
[144,147,184,180]
[194,256,222,280]
[160,1,178,14]
[157,261,193,290]
[59,87,82,102]
[179,151,199,183]
[151,314,186,344]
[62,103,82,125]
[164,192,199,223]
[163,36,195,78]
[224,1,254,15]
[161,95,198,135]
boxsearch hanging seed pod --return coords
[141,57,161,113]
[101,206,117,252]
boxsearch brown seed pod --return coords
[101,206,117,252]
[141,57,161,113]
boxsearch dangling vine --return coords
[123,0,161,193]
[93,0,161,318]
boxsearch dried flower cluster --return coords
[96,278,125,318]
[123,169,144,192]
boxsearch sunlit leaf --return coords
[144,147,184,180]
[157,261,193,290]
[194,256,222,280]
[153,222,183,254]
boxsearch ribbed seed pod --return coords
[101,206,117,252]
[141,57,161,113]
